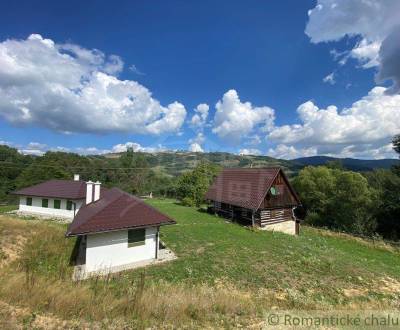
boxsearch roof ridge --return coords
[111,188,175,220]
[66,188,123,235]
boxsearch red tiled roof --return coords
[13,180,88,199]
[66,188,176,236]
[205,167,295,210]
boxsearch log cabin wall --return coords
[258,208,293,227]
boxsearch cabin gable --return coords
[260,171,299,209]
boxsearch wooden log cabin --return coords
[205,167,301,235]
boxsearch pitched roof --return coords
[13,180,89,199]
[205,167,299,210]
[66,188,176,236]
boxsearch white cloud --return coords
[212,89,275,142]
[188,143,203,153]
[306,0,400,44]
[111,141,167,153]
[268,144,317,160]
[0,34,186,135]
[129,64,145,75]
[188,132,205,152]
[268,87,400,159]
[323,72,336,84]
[306,0,400,92]
[350,39,380,68]
[190,103,209,129]
[238,148,261,156]
[248,135,262,145]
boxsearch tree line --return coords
[1,135,399,240]
[174,136,400,241]
[0,145,178,203]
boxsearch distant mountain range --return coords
[292,156,399,172]
[105,151,399,176]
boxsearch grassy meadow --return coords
[0,199,399,328]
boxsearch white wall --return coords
[18,196,84,219]
[85,227,158,273]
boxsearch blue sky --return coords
[0,0,399,159]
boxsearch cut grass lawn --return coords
[0,205,17,213]
[0,199,399,328]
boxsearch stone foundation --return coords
[260,220,297,235]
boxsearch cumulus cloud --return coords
[350,39,380,68]
[0,34,186,134]
[212,89,275,142]
[268,144,317,160]
[188,132,205,153]
[268,87,400,159]
[190,103,209,129]
[111,141,167,153]
[323,72,336,84]
[5,139,169,156]
[238,148,261,156]
[306,0,400,92]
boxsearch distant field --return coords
[0,199,399,328]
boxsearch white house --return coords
[13,174,100,220]
[65,182,176,275]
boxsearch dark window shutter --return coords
[42,199,48,208]
[128,229,146,247]
[54,200,61,209]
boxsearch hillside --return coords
[105,151,300,176]
[106,151,398,176]
[1,201,399,328]
[293,155,399,171]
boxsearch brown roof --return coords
[66,188,176,236]
[205,167,299,210]
[13,180,88,199]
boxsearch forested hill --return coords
[0,144,398,202]
[293,156,399,171]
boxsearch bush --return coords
[176,163,220,207]
[293,166,376,236]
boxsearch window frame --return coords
[66,200,73,211]
[42,198,48,208]
[53,199,61,209]
[26,197,32,206]
[128,228,146,248]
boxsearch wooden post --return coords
[251,211,255,227]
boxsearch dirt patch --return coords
[342,288,369,297]
[0,235,27,268]
[378,277,400,294]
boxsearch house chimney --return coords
[94,181,101,202]
[74,174,80,181]
[86,181,94,204]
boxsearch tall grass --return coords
[1,199,400,328]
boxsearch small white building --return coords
[65,182,176,275]
[13,174,97,220]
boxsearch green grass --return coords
[142,199,400,291]
[0,205,17,213]
[0,199,399,328]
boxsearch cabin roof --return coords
[205,167,300,211]
[13,180,89,200]
[66,188,176,236]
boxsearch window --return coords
[54,199,61,209]
[42,199,48,208]
[26,197,32,206]
[128,229,145,248]
[66,200,73,211]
